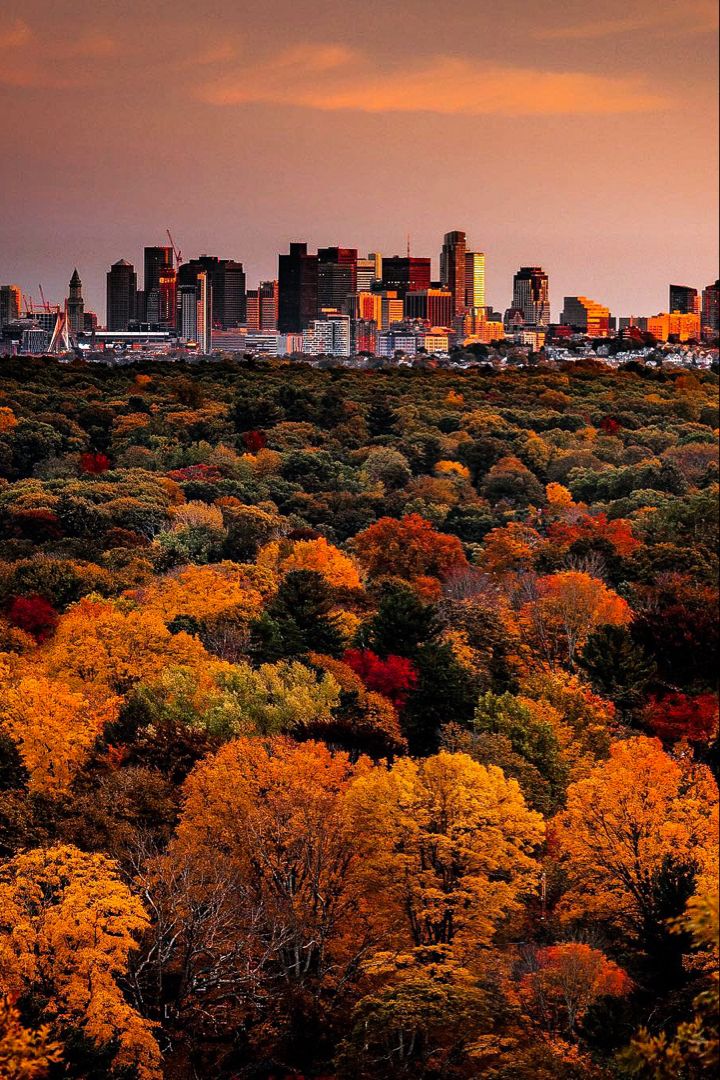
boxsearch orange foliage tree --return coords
[553,737,719,932]
[518,942,632,1035]
[0,845,161,1079]
[519,570,632,666]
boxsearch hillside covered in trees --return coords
[0,355,717,1079]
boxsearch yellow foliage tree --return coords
[345,751,544,953]
[42,596,208,693]
[0,845,161,1079]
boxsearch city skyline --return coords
[1,0,717,319]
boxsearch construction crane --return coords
[38,284,51,312]
[166,229,182,268]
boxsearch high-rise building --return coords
[440,231,467,316]
[405,289,454,327]
[465,252,486,310]
[669,284,699,315]
[259,279,278,329]
[317,247,357,312]
[356,257,379,292]
[561,296,611,337]
[278,243,319,332]
[178,256,246,329]
[179,284,198,342]
[381,256,431,297]
[701,279,719,334]
[245,290,261,330]
[106,259,137,330]
[196,271,212,354]
[512,267,550,327]
[66,269,84,334]
[144,246,174,295]
[0,284,21,328]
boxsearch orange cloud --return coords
[535,1,718,39]
[197,46,669,116]
[0,18,32,48]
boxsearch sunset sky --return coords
[1,0,717,320]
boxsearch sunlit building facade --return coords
[512,266,550,327]
[440,230,467,316]
[561,296,612,337]
[647,311,701,342]
[464,251,486,311]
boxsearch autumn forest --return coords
[0,355,717,1080]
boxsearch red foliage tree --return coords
[79,452,111,474]
[643,692,719,745]
[5,595,59,642]
[342,648,418,708]
[242,429,267,453]
[351,513,469,583]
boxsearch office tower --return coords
[356,257,378,292]
[380,293,405,329]
[440,231,467,316]
[0,284,21,327]
[381,256,431,297]
[106,259,137,330]
[246,290,261,330]
[647,311,701,342]
[405,289,454,327]
[561,297,612,337]
[178,257,246,329]
[196,272,212,353]
[465,252,486,310]
[144,246,174,295]
[669,284,699,315]
[353,319,377,354]
[259,279,279,329]
[701,280,719,334]
[512,266,550,327]
[66,269,84,334]
[179,284,198,342]
[278,243,319,332]
[317,247,357,312]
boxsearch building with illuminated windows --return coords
[701,280,719,336]
[381,256,431,297]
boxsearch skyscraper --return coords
[317,248,357,311]
[278,243,319,332]
[701,279,720,334]
[196,271,212,354]
[178,257,246,329]
[440,231,467,316]
[464,252,486,311]
[669,284,699,315]
[356,257,379,292]
[381,256,431,297]
[66,269,84,335]
[259,280,279,330]
[106,259,137,330]
[143,246,176,328]
[0,284,21,328]
[512,267,550,327]
[179,284,198,342]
